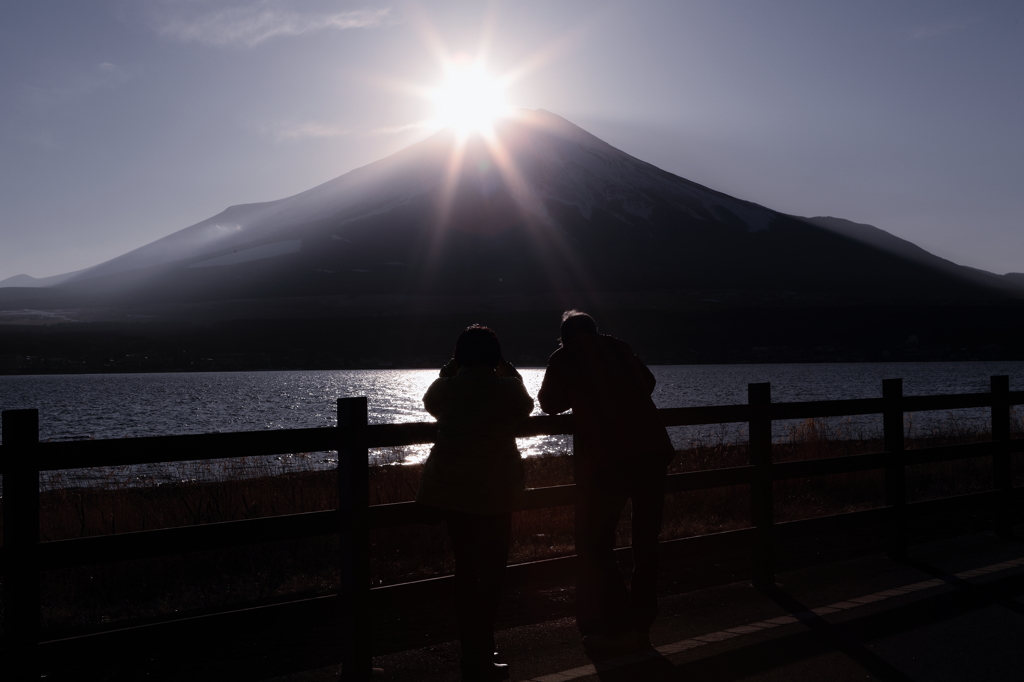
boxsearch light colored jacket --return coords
[416,365,534,514]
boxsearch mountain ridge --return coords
[804,216,1022,293]
[2,109,1020,311]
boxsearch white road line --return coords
[525,555,1024,682]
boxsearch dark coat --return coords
[537,334,674,477]
[416,365,535,514]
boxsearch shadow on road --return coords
[594,651,675,681]
[757,584,917,682]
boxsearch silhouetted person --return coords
[416,325,534,682]
[537,310,675,660]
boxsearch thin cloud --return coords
[261,120,351,140]
[261,119,433,140]
[156,1,391,47]
[370,120,435,135]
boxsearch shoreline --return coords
[6,356,1024,378]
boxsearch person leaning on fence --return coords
[537,310,675,660]
[415,325,534,682]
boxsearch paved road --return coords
[267,530,1024,682]
[35,529,1023,681]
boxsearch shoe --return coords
[460,644,509,682]
[582,632,641,661]
[460,661,510,682]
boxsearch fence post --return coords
[991,375,1012,538]
[2,409,41,681]
[883,379,906,559]
[338,397,372,681]
[748,383,774,588]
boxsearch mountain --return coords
[32,109,776,293]
[0,270,82,288]
[5,109,1018,315]
[4,110,1024,367]
[805,216,1023,294]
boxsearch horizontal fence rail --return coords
[6,391,1022,471]
[2,377,1023,681]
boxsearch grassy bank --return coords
[2,413,1022,637]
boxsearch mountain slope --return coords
[59,109,775,287]
[7,109,1018,310]
[804,216,1022,294]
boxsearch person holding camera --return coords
[416,325,534,681]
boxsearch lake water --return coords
[2,361,1022,488]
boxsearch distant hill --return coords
[1004,272,1024,288]
[804,216,1023,294]
[0,270,81,288]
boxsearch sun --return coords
[431,63,509,136]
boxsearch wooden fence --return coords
[2,376,1023,681]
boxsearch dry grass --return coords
[2,409,1022,636]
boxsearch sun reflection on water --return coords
[358,368,571,465]
[4,361,1022,490]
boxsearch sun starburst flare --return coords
[430,63,510,137]
[393,18,599,296]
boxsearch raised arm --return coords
[422,377,447,418]
[510,379,535,419]
[537,354,571,415]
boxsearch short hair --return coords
[453,325,502,367]
[559,310,598,343]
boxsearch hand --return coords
[496,360,519,379]
[439,358,459,377]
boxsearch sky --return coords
[2,0,1023,282]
